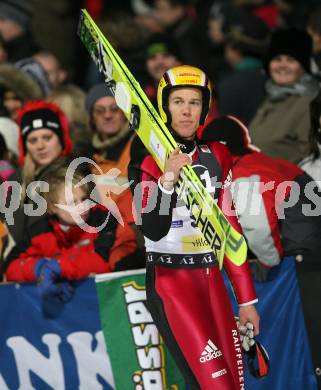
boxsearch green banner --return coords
[96,269,185,390]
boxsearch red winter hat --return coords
[17,100,73,165]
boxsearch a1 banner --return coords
[95,269,186,390]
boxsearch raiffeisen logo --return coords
[55,157,132,233]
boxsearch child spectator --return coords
[3,161,139,300]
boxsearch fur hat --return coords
[85,83,114,113]
[265,28,313,73]
[0,63,43,101]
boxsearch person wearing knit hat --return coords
[17,100,72,166]
[85,81,133,195]
[265,28,312,74]
[145,33,181,82]
[4,100,73,245]
[85,82,131,161]
[249,28,320,164]
[85,83,114,114]
[143,33,182,107]
[85,82,144,256]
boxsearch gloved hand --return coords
[238,322,255,352]
[250,260,270,283]
[34,258,74,302]
[235,317,270,378]
[235,316,256,351]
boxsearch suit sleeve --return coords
[213,143,257,305]
[128,154,177,241]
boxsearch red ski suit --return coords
[129,137,257,390]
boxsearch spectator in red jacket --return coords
[3,161,139,301]
[200,115,321,277]
[200,115,321,384]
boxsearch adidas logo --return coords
[200,339,222,363]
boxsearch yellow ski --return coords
[78,9,247,268]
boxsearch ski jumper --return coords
[129,136,257,390]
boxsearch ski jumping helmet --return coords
[157,65,212,126]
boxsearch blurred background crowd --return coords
[0,0,321,385]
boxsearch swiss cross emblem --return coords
[200,145,211,153]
